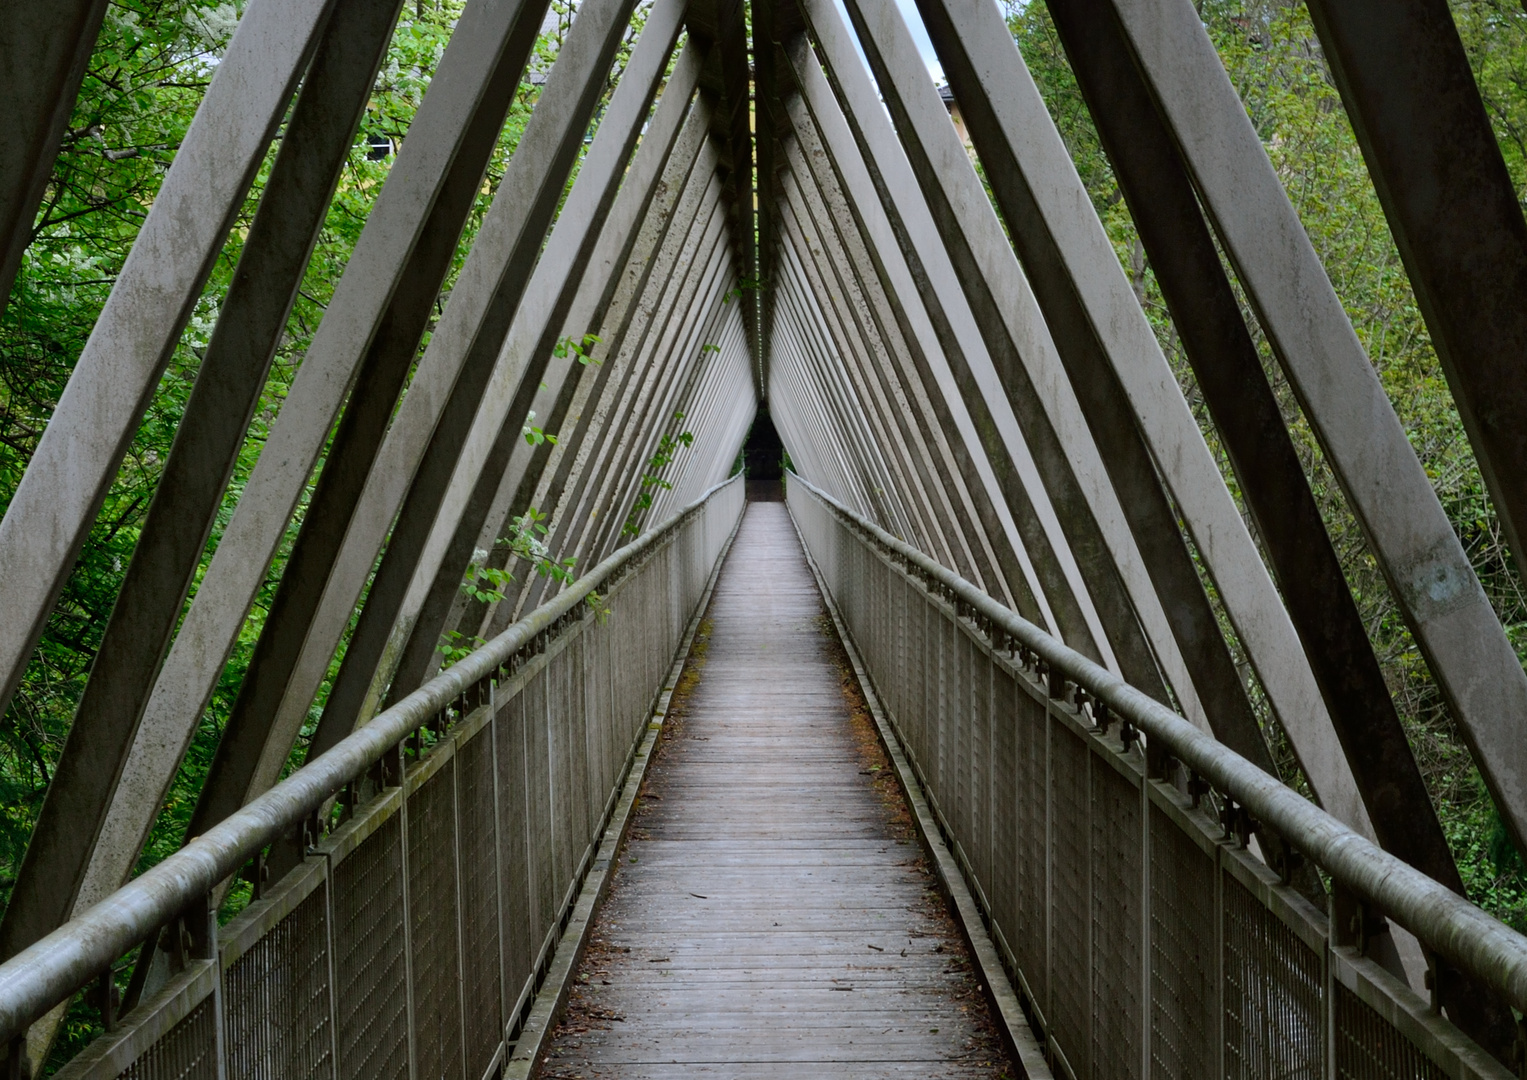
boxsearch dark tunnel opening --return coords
[742,405,784,501]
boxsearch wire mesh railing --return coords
[787,472,1521,1080]
[0,475,744,1079]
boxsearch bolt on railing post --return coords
[1118,717,1139,754]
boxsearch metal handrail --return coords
[0,474,743,1043]
[789,472,1527,1014]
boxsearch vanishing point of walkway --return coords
[540,502,1014,1078]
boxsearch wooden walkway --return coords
[539,501,1013,1078]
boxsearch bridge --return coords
[2,0,1527,1076]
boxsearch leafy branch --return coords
[553,331,602,365]
[623,411,694,538]
[522,409,557,447]
[721,275,766,305]
[443,506,606,665]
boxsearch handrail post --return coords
[186,892,215,962]
[3,1034,25,1080]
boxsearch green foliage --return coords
[0,4,577,1064]
[523,409,559,447]
[623,411,694,537]
[721,275,765,305]
[0,0,246,898]
[0,0,648,1068]
[554,330,603,365]
[443,504,602,666]
[1007,0,1527,928]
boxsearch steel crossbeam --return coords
[776,116,1014,601]
[558,192,732,568]
[519,147,727,611]
[281,10,698,786]
[0,0,111,317]
[0,0,404,971]
[351,0,682,715]
[1105,0,1527,870]
[58,1,556,989]
[0,0,338,722]
[782,37,1054,629]
[776,142,994,584]
[504,113,722,620]
[7,0,1527,1072]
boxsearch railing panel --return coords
[1148,801,1216,1080]
[565,637,591,884]
[578,633,602,865]
[989,669,1019,992]
[913,580,930,774]
[495,685,532,1015]
[971,650,992,902]
[604,617,623,810]
[547,655,576,911]
[222,878,332,1080]
[525,669,556,953]
[953,629,972,867]
[455,729,501,1077]
[1334,980,1446,1080]
[934,607,946,818]
[910,578,928,768]
[786,475,1516,1080]
[900,574,915,730]
[119,996,219,1080]
[587,629,614,831]
[407,758,463,1080]
[1049,720,1091,1077]
[332,813,408,1080]
[1014,672,1048,1018]
[1091,754,1144,1080]
[1222,872,1324,1079]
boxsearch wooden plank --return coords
[536,1067,1001,1079]
[537,504,1016,1078]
